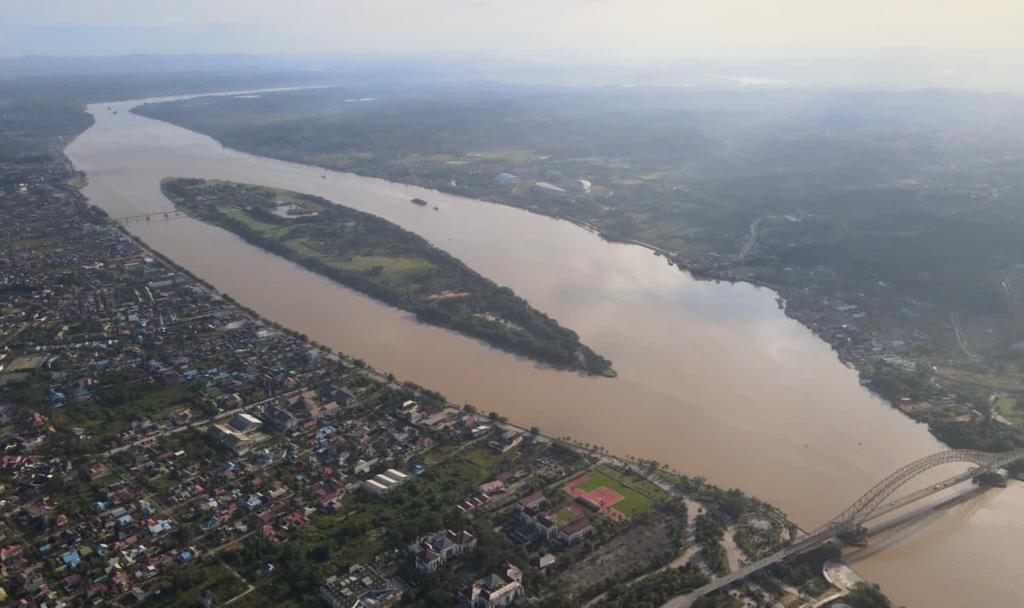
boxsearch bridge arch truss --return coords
[814,447,1024,537]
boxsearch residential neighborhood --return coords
[0,122,885,608]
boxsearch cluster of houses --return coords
[0,162,445,605]
[0,461,201,605]
[1,152,550,607]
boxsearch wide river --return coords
[67,94,1024,607]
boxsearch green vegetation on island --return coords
[161,177,613,375]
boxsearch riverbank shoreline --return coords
[136,92,972,457]
[64,90,1024,605]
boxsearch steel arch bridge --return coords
[816,447,1024,536]
[788,447,1024,552]
[661,447,1024,607]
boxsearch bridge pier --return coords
[973,470,1008,487]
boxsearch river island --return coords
[161,177,615,377]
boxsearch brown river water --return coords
[65,94,1024,607]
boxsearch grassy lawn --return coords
[146,560,248,608]
[92,473,120,487]
[994,396,1023,423]
[9,236,64,251]
[48,385,191,443]
[217,205,437,286]
[936,367,1024,392]
[326,254,436,283]
[461,446,503,470]
[219,205,275,232]
[135,385,192,411]
[596,464,671,501]
[147,474,180,494]
[995,396,1017,412]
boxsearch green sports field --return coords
[574,469,655,517]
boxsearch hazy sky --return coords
[3,0,1024,60]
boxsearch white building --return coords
[229,412,262,433]
[360,469,410,495]
[566,178,592,194]
[460,563,524,608]
[414,529,477,573]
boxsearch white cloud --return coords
[3,0,1023,59]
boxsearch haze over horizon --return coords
[3,0,1024,90]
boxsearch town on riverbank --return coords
[0,107,893,608]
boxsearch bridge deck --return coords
[114,211,185,223]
